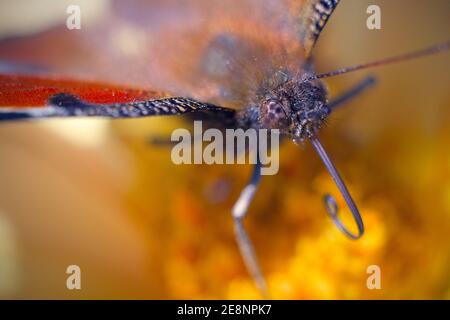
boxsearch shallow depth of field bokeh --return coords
[0,0,449,299]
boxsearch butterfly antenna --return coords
[311,40,450,80]
[310,136,364,239]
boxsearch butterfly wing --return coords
[102,0,309,108]
[0,73,237,121]
[295,0,341,58]
[0,73,169,107]
[0,1,339,112]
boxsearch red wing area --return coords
[0,73,170,108]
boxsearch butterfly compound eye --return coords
[260,99,290,129]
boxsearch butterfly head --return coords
[258,76,330,143]
[289,79,330,143]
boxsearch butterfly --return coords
[0,0,448,296]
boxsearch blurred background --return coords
[0,0,449,299]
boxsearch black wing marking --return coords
[0,93,236,121]
[297,0,341,58]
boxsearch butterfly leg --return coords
[232,161,268,296]
[328,76,376,111]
